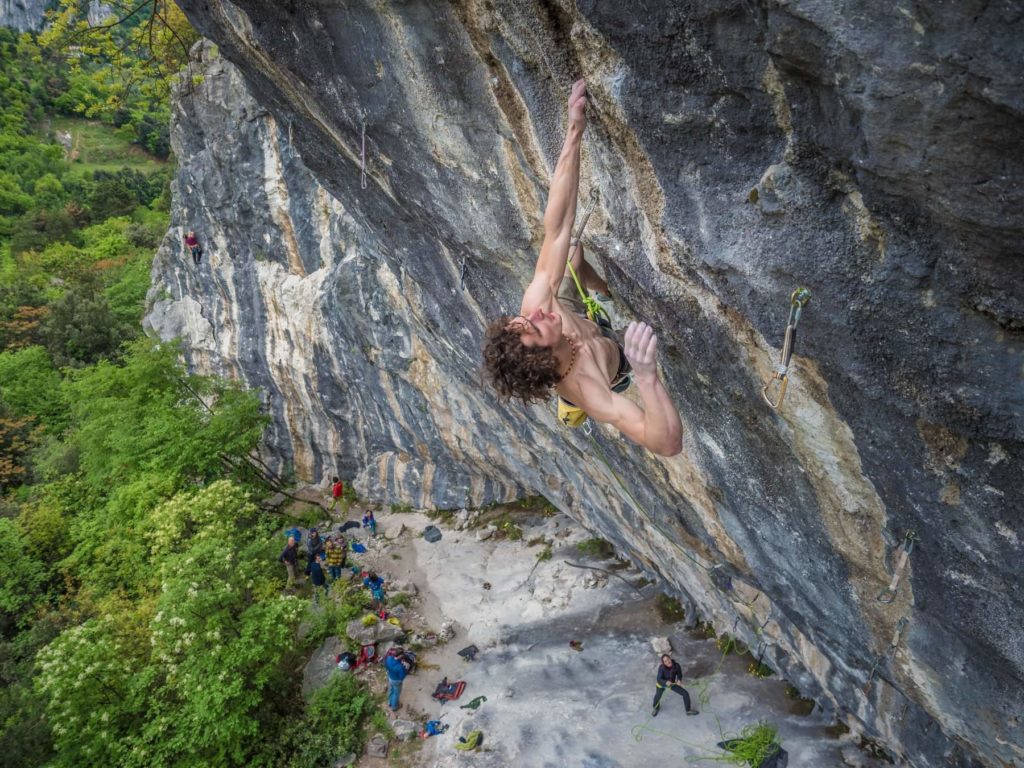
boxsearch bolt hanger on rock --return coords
[863,616,910,692]
[877,530,918,604]
[762,287,812,409]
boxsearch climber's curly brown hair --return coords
[482,316,562,404]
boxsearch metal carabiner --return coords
[763,287,811,410]
[876,532,917,604]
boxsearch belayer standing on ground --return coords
[481,80,683,456]
[184,229,203,266]
[652,654,699,717]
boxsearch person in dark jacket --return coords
[309,552,329,604]
[306,528,325,568]
[280,535,301,588]
[652,654,698,717]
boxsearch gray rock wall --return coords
[148,2,1023,766]
[0,0,48,30]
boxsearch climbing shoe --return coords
[686,709,700,716]
[651,706,660,718]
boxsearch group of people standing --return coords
[279,526,352,603]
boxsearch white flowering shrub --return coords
[36,481,304,767]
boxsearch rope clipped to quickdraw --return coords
[876,531,917,604]
[360,121,368,190]
[863,616,909,692]
[565,189,607,323]
[762,287,811,409]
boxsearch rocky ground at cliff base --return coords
[295,498,892,768]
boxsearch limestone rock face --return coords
[149,4,1022,767]
[0,0,48,30]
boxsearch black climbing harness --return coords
[762,287,811,409]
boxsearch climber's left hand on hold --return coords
[568,78,587,132]
[624,321,659,382]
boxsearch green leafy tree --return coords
[37,482,305,768]
[0,518,47,634]
[44,284,126,366]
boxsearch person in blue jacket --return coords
[384,645,411,715]
[363,571,386,614]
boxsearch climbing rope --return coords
[876,531,917,604]
[565,189,608,323]
[762,287,812,409]
[631,617,748,760]
[863,616,909,692]
[360,121,368,190]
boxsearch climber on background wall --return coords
[482,80,683,457]
[184,229,203,266]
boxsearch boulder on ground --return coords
[390,579,418,595]
[651,637,673,655]
[384,522,405,540]
[365,735,388,758]
[392,719,418,741]
[302,635,344,698]
[345,618,405,644]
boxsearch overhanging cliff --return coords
[145,2,1023,766]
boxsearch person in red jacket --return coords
[184,230,203,266]
[328,476,344,511]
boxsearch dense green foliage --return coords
[0,10,383,766]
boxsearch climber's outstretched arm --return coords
[521,80,587,312]
[576,322,683,457]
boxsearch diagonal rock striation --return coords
[146,3,1023,766]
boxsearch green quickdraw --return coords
[762,287,811,409]
[877,531,918,604]
[566,189,608,323]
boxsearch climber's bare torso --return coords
[517,294,619,406]
[513,78,683,456]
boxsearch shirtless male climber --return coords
[482,80,683,456]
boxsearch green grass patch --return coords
[50,117,166,174]
[388,593,412,608]
[576,537,614,558]
[655,593,686,623]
